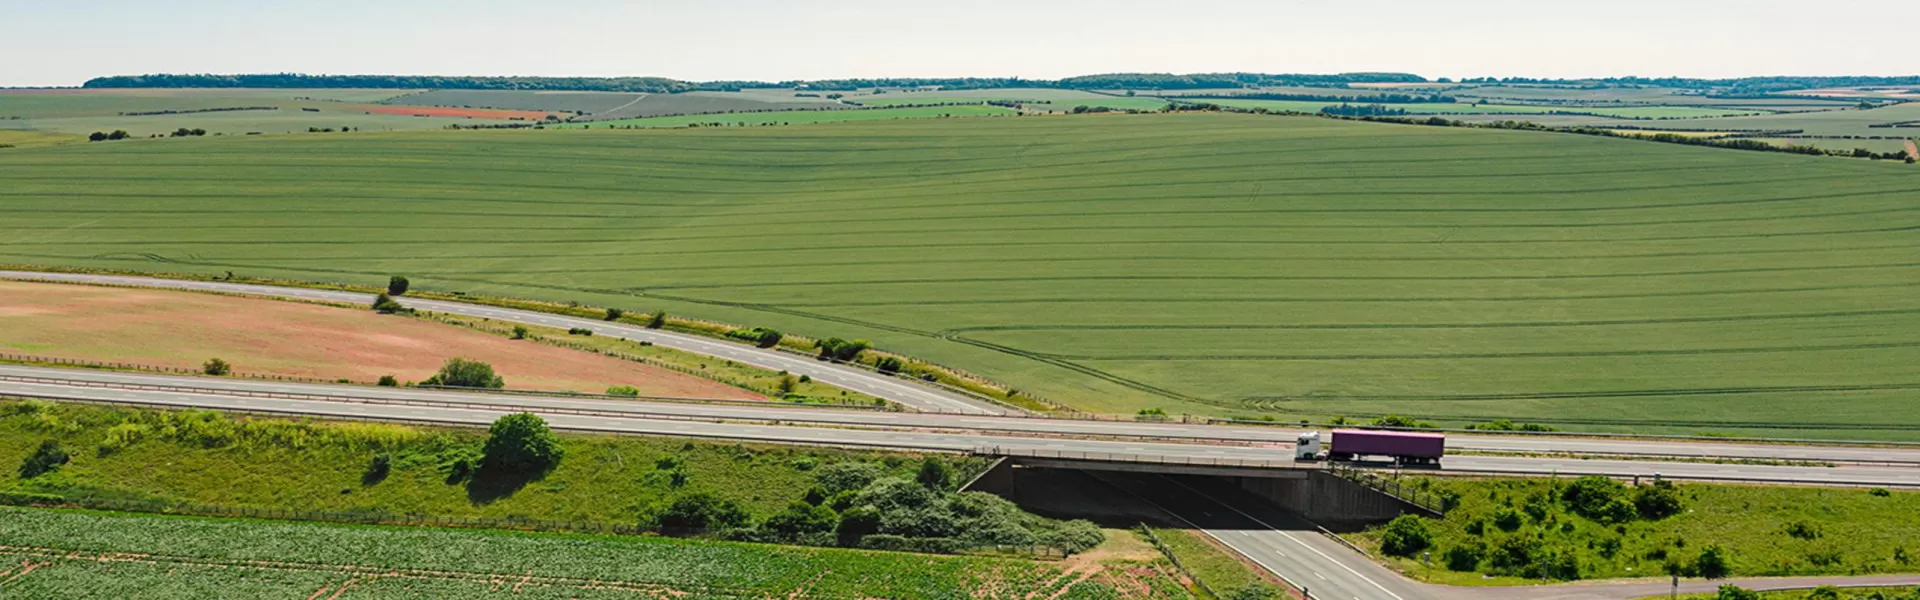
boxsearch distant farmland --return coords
[2,113,1917,438]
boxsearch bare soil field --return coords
[361,105,553,120]
[0,280,762,398]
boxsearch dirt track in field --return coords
[0,280,763,399]
[1905,139,1918,160]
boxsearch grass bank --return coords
[1344,477,1920,585]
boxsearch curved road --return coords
[0,271,1011,415]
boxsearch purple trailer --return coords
[1327,429,1445,466]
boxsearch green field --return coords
[1346,478,1920,585]
[3,113,1919,436]
[0,508,1179,599]
[555,104,1016,128]
[0,88,504,137]
[1207,98,1756,119]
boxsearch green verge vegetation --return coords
[0,507,1182,599]
[5,114,1919,436]
[1664,585,1920,600]
[1344,477,1920,585]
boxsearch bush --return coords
[386,276,409,296]
[916,456,953,491]
[836,505,882,546]
[604,307,624,321]
[606,385,640,397]
[651,492,750,531]
[1225,585,1282,600]
[202,358,231,376]
[1716,584,1760,600]
[19,440,70,478]
[816,338,871,362]
[1040,519,1105,555]
[1379,515,1434,556]
[1444,542,1485,571]
[1493,507,1524,532]
[1634,479,1686,520]
[370,292,406,314]
[1136,407,1170,421]
[363,453,392,484]
[875,357,905,374]
[1562,476,1637,524]
[377,375,398,387]
[423,358,504,388]
[1784,521,1822,540]
[728,327,784,348]
[511,325,529,339]
[763,501,838,537]
[1697,545,1732,579]
[480,413,562,473]
[1370,414,1436,429]
[566,327,593,336]
[816,462,884,494]
[646,312,666,329]
[1871,487,1893,497]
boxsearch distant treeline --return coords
[83,72,1427,93]
[1174,92,1457,104]
[119,106,278,116]
[1458,75,1920,95]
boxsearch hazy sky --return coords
[3,0,1913,86]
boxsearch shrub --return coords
[816,338,870,362]
[604,307,624,321]
[777,375,798,396]
[202,358,231,376]
[1697,545,1732,579]
[1634,479,1686,520]
[511,325,529,339]
[19,440,70,478]
[1444,542,1485,571]
[1562,476,1637,524]
[1493,507,1524,532]
[370,292,406,314]
[646,312,666,329]
[1784,521,1822,540]
[1225,585,1282,600]
[763,501,838,537]
[386,276,409,296]
[1378,515,1433,557]
[1871,487,1893,497]
[875,357,905,374]
[1039,519,1105,555]
[916,456,953,491]
[480,413,562,473]
[1807,587,1842,600]
[373,375,398,387]
[424,358,504,388]
[1136,407,1170,421]
[836,505,882,546]
[651,492,750,531]
[728,327,784,348]
[1715,584,1759,600]
[1370,414,1436,429]
[816,462,884,494]
[606,385,640,397]
[363,453,392,484]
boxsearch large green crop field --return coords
[3,113,1918,437]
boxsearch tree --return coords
[1715,584,1760,600]
[425,357,505,388]
[875,357,905,374]
[604,307,624,321]
[1379,514,1434,556]
[511,325,529,339]
[19,440,70,478]
[1562,476,1636,524]
[108,130,129,140]
[387,276,410,296]
[816,338,871,362]
[88,132,108,142]
[202,358,231,376]
[371,292,406,314]
[836,505,882,546]
[916,456,953,491]
[481,412,562,472]
[816,462,883,494]
[646,312,667,329]
[377,375,399,387]
[1634,479,1686,519]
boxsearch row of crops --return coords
[0,508,1174,599]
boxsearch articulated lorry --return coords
[1295,429,1445,466]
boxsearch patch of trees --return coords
[1321,103,1408,117]
[815,338,871,362]
[1177,92,1456,103]
[84,73,702,94]
[86,130,131,142]
[641,457,1104,555]
[86,71,1426,94]
[481,413,563,473]
[119,106,277,116]
[168,128,209,137]
[1455,75,1920,94]
[726,327,784,348]
[1341,114,1916,161]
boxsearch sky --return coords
[3,0,1915,87]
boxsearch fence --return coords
[1137,524,1223,599]
[1323,462,1449,516]
[973,445,1297,470]
[0,352,336,385]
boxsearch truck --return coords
[1294,429,1445,466]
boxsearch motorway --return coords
[8,272,1920,599]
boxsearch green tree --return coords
[1715,584,1759,600]
[371,292,406,314]
[19,440,70,478]
[1697,545,1732,579]
[424,358,504,388]
[511,325,529,339]
[836,505,882,546]
[816,462,883,494]
[387,276,410,296]
[202,357,231,376]
[604,307,624,321]
[763,501,838,536]
[377,375,399,387]
[1379,514,1434,556]
[1634,479,1686,519]
[916,456,953,491]
[481,413,562,472]
[646,312,666,329]
[1562,476,1637,524]
[816,338,871,362]
[88,132,108,142]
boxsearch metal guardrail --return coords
[971,445,1297,470]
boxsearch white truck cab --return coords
[1294,431,1323,461]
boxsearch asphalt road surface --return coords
[0,270,1011,415]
